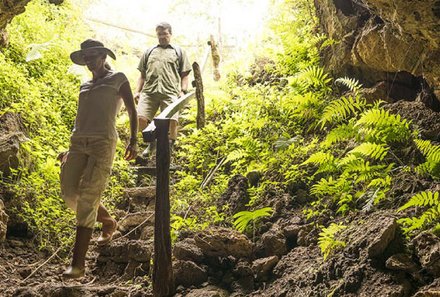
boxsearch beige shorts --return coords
[60,136,116,228]
[137,92,178,122]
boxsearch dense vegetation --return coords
[0,0,134,250]
[0,0,439,260]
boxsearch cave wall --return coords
[314,0,440,108]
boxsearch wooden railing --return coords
[141,90,195,297]
[142,37,220,295]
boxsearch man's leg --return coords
[137,94,160,159]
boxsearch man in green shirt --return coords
[135,22,191,157]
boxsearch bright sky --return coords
[83,0,271,52]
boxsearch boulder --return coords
[194,227,253,259]
[173,237,204,263]
[252,255,279,281]
[184,285,229,297]
[412,232,440,277]
[173,260,207,287]
[260,228,287,256]
[314,0,440,108]
[118,187,155,213]
[217,175,249,215]
[0,113,28,176]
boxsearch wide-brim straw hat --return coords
[70,39,116,65]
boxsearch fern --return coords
[320,95,367,128]
[318,223,347,260]
[302,152,337,174]
[398,191,440,235]
[398,191,439,211]
[293,66,332,93]
[355,108,411,143]
[414,139,440,178]
[347,142,388,161]
[321,122,356,148]
[335,77,363,93]
[233,207,273,233]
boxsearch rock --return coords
[173,260,207,287]
[0,113,28,176]
[260,228,287,256]
[314,0,440,109]
[252,255,279,281]
[194,227,253,259]
[98,239,151,263]
[216,175,249,215]
[233,260,253,278]
[343,212,397,259]
[412,232,440,277]
[173,238,204,263]
[0,199,8,242]
[0,0,31,31]
[118,212,154,234]
[185,285,229,297]
[119,187,155,213]
[413,278,440,297]
[297,224,314,247]
[386,253,419,272]
[385,101,440,141]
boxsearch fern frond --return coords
[302,152,335,166]
[415,139,440,163]
[294,66,332,91]
[320,95,367,128]
[321,122,357,148]
[398,191,439,211]
[348,142,389,161]
[355,108,411,143]
[233,207,273,232]
[335,77,363,93]
[318,223,347,260]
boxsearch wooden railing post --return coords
[152,118,174,297]
[192,62,205,129]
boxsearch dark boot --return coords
[96,204,117,246]
[63,226,93,279]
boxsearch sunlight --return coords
[83,0,270,50]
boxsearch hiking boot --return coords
[62,226,93,279]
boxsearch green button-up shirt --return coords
[137,45,191,97]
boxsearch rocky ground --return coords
[1,101,440,297]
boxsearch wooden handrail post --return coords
[153,118,174,297]
[192,62,205,129]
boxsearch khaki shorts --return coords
[60,136,116,228]
[137,92,179,122]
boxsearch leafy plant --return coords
[414,139,440,178]
[233,207,273,233]
[398,191,440,235]
[318,223,347,260]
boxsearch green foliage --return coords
[0,0,133,250]
[319,95,368,128]
[355,108,411,143]
[414,139,440,178]
[347,142,389,161]
[335,77,363,94]
[398,191,440,235]
[233,207,273,233]
[318,223,347,260]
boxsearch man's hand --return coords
[124,141,137,161]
